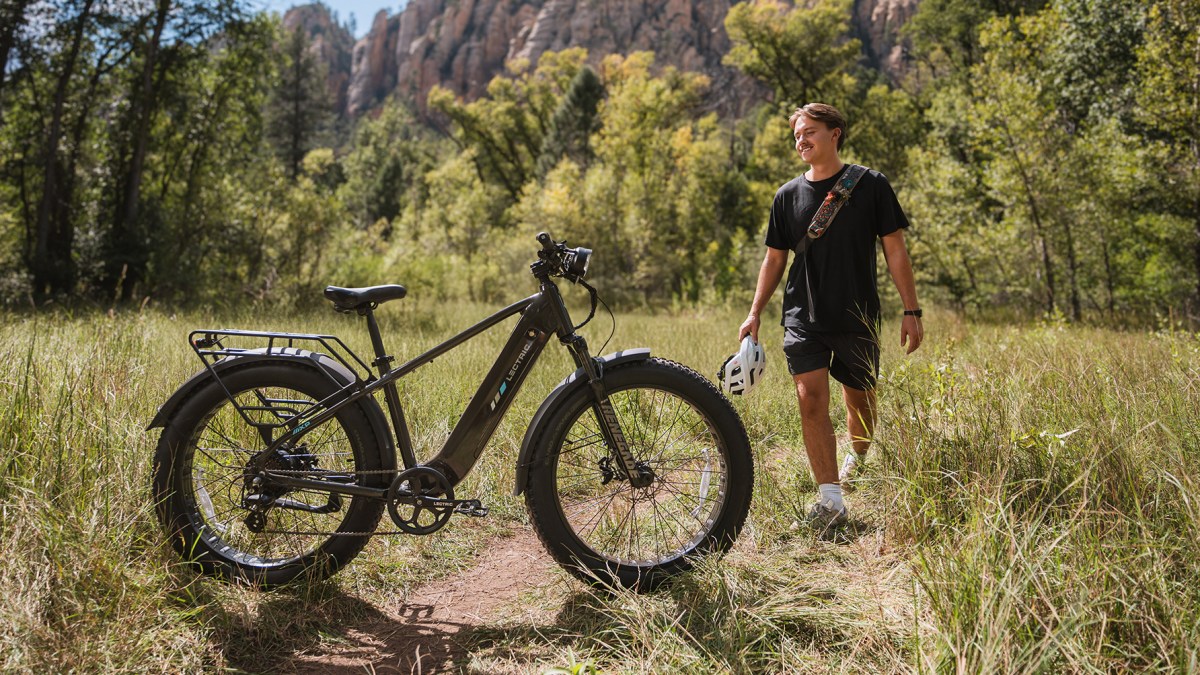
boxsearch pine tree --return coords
[536,65,604,180]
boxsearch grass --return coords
[1,294,1199,672]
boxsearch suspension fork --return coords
[548,283,654,489]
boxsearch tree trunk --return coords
[111,0,170,299]
[32,0,94,297]
[1062,216,1082,321]
[1002,125,1056,315]
[0,0,33,115]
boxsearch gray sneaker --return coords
[807,501,848,540]
[838,451,866,492]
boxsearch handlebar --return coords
[534,231,592,283]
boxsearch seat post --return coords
[361,304,418,469]
[361,305,393,373]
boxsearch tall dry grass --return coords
[1,297,1197,672]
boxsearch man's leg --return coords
[794,369,837,485]
[842,384,876,456]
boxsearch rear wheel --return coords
[525,358,753,591]
[152,362,386,586]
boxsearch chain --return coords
[255,529,415,537]
[260,467,400,476]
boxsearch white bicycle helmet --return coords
[718,336,766,396]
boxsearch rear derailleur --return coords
[241,444,342,532]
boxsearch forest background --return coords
[1,0,1198,320]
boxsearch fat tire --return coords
[524,358,753,592]
[152,362,386,586]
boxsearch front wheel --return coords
[525,358,753,591]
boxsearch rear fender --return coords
[512,348,651,496]
[148,347,396,473]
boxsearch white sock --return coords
[818,483,844,512]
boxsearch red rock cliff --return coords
[286,0,919,118]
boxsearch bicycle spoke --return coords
[553,383,729,565]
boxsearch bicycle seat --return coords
[324,284,408,312]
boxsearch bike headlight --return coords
[564,247,591,279]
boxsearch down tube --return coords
[425,297,559,485]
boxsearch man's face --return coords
[793,115,840,165]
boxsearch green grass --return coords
[1,297,1198,673]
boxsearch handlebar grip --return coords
[537,232,555,252]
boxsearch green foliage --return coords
[535,65,605,180]
[723,0,860,111]
[429,48,589,200]
[267,22,334,179]
[898,1,1195,319]
[337,99,436,228]
[516,52,759,303]
[903,0,1048,83]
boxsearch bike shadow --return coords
[193,581,476,674]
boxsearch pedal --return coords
[453,499,489,517]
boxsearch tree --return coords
[107,0,251,298]
[535,65,604,180]
[266,21,331,180]
[29,0,97,297]
[902,0,1048,85]
[1136,0,1200,306]
[339,99,435,229]
[723,0,860,111]
[428,48,588,201]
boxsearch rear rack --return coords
[190,328,374,380]
[188,328,375,435]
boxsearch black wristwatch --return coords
[903,309,923,318]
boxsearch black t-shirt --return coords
[764,165,909,333]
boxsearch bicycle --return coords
[150,232,754,591]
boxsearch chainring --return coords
[386,466,455,535]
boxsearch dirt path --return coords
[287,527,556,674]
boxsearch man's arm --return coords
[881,230,923,354]
[739,247,789,342]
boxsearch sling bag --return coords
[796,164,868,322]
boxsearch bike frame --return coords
[229,264,633,501]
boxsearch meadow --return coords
[1,293,1198,673]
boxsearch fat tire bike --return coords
[150,233,754,591]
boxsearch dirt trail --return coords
[287,527,556,674]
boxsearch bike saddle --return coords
[324,284,408,312]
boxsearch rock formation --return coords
[284,0,921,119]
[281,4,354,115]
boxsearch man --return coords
[738,102,923,538]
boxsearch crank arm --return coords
[390,494,489,517]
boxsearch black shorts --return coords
[782,328,879,391]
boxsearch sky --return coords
[256,1,409,38]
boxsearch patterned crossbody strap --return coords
[807,163,868,240]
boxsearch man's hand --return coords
[901,315,923,354]
[738,314,760,342]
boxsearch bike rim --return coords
[552,385,729,566]
[182,386,358,566]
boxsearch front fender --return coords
[148,347,397,473]
[513,348,651,496]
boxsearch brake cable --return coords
[573,278,600,331]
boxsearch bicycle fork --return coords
[565,335,655,488]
